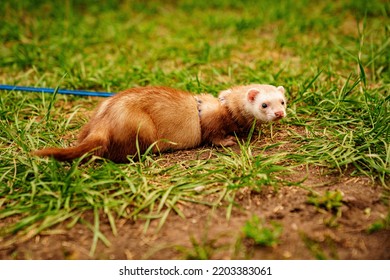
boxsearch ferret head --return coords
[244,85,287,123]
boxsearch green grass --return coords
[300,232,339,260]
[307,190,344,227]
[367,211,390,233]
[0,0,389,256]
[307,190,344,213]
[242,216,283,247]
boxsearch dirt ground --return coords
[0,125,389,260]
[1,156,389,259]
[1,174,389,260]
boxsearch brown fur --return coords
[33,84,286,163]
[34,86,201,163]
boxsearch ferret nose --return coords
[275,111,284,118]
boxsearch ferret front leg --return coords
[211,135,237,147]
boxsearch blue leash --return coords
[0,84,114,97]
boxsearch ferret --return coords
[33,84,287,163]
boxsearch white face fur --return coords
[245,86,287,123]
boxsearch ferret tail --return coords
[32,138,106,162]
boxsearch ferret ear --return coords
[247,88,260,102]
[219,89,232,98]
[276,86,285,94]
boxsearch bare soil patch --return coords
[1,147,389,260]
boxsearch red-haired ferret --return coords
[33,84,287,163]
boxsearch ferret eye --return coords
[262,103,268,108]
[281,101,285,105]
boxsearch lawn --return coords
[0,0,389,259]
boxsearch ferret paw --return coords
[213,136,237,147]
